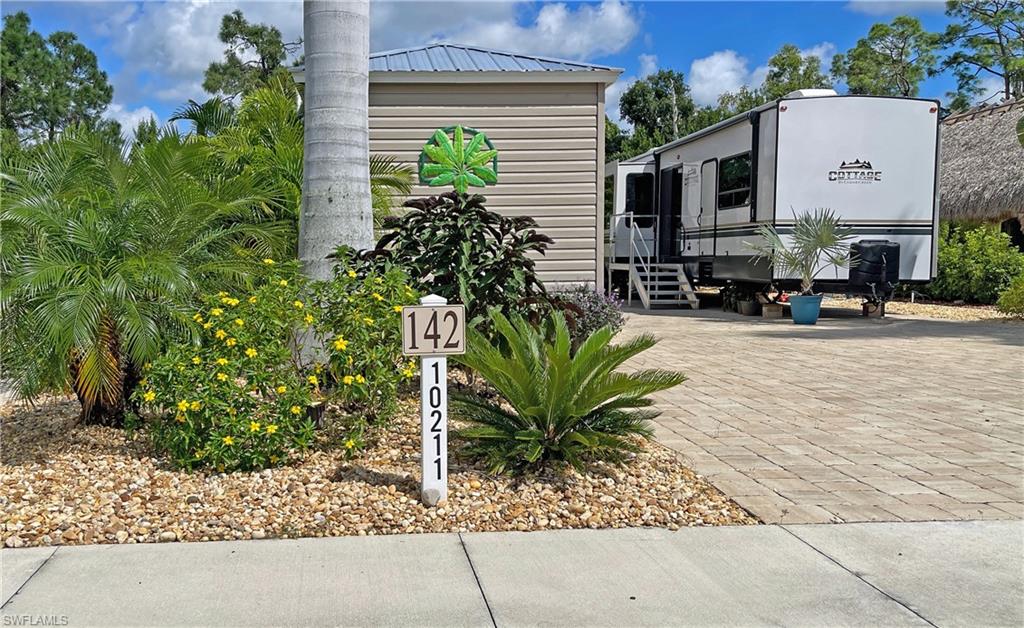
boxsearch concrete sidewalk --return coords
[3,521,1022,627]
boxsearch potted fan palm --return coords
[747,209,854,325]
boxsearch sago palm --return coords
[452,310,685,474]
[0,128,289,425]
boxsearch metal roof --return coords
[367,44,619,73]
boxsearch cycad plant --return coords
[1,128,289,425]
[419,125,498,193]
[452,310,684,474]
[747,208,854,294]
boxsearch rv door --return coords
[699,160,717,257]
[612,163,656,260]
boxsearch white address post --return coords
[401,294,466,507]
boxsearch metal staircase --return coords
[629,263,700,309]
[623,218,700,310]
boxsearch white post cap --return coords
[420,294,447,305]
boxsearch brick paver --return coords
[623,307,1024,524]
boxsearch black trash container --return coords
[849,240,900,299]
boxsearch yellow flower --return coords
[211,308,224,317]
[293,300,304,309]
[372,292,384,301]
[202,322,213,330]
[143,362,152,371]
[192,356,202,365]
[175,413,186,423]
[266,424,278,435]
[347,270,357,278]
[143,390,156,402]
[262,258,275,265]
[227,407,237,416]
[226,338,237,347]
[189,401,201,411]
[342,375,354,385]
[402,368,414,379]
[248,296,258,304]
[290,405,302,415]
[215,329,227,339]
[216,372,228,382]
[332,337,349,351]
[355,374,365,384]
[139,378,148,387]
[216,357,228,366]
[195,449,206,459]
[217,291,228,297]
[222,297,240,307]
[374,277,383,284]
[363,317,374,326]
[249,421,261,433]
[307,375,318,386]
[304,313,314,325]
[345,439,356,449]
[245,347,258,358]
[193,313,203,322]
[177,400,189,412]
[269,455,279,464]
[275,385,287,394]
[234,318,244,327]
[222,436,234,446]
[393,305,403,313]
[279,279,288,287]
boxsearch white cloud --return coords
[445,0,640,60]
[689,50,749,106]
[104,103,158,139]
[638,54,658,78]
[689,42,836,107]
[976,76,1009,104]
[845,0,945,16]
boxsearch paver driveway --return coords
[623,307,1024,524]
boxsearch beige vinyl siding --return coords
[368,82,602,287]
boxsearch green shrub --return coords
[136,261,315,472]
[352,191,553,329]
[996,274,1024,317]
[452,310,685,474]
[931,223,1024,304]
[550,286,625,345]
[312,259,420,422]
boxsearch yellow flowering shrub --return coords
[312,263,419,421]
[135,262,316,471]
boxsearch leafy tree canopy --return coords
[618,70,696,143]
[1,11,114,141]
[203,10,302,97]
[718,44,833,114]
[938,0,1024,110]
[832,16,940,97]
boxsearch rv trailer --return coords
[605,90,941,308]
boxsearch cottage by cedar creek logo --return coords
[828,159,882,183]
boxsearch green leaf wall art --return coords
[418,125,499,193]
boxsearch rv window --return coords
[717,152,751,210]
[626,173,654,228]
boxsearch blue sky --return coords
[3,1,982,134]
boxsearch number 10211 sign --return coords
[401,295,465,506]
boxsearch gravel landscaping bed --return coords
[826,297,1018,322]
[1,398,755,548]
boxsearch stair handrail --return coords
[629,217,657,307]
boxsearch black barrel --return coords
[849,240,900,296]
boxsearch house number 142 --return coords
[401,296,465,506]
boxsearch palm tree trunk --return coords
[301,0,373,281]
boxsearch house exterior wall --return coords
[368,81,603,288]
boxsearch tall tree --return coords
[832,16,940,97]
[618,70,696,144]
[938,0,1024,107]
[1,12,113,141]
[301,0,372,281]
[718,44,833,114]
[203,10,302,97]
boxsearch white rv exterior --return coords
[606,92,941,295]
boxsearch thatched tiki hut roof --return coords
[940,98,1024,223]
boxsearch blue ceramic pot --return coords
[789,294,823,325]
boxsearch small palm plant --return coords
[419,125,498,194]
[747,208,854,294]
[452,310,684,474]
